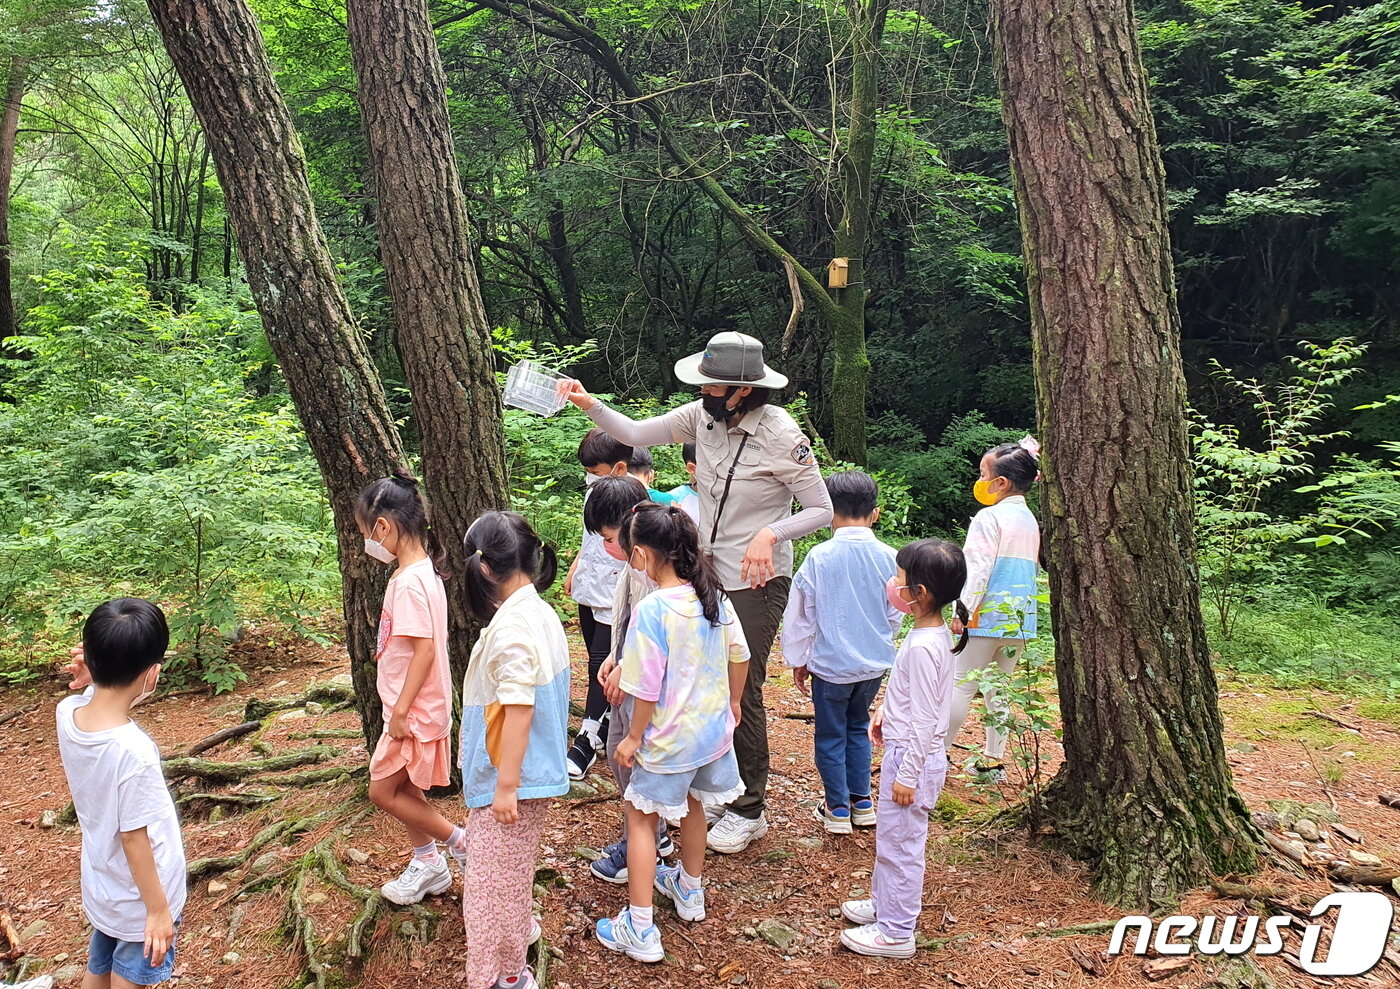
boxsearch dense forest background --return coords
[2,0,1398,694]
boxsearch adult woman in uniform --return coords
[560,331,833,854]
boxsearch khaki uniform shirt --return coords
[585,400,831,590]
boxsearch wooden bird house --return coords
[827,257,849,289]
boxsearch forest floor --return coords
[1,627,1398,989]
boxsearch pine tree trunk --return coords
[0,58,26,347]
[145,0,407,745]
[828,0,887,466]
[990,0,1261,907]
[345,0,511,690]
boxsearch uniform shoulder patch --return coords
[792,442,815,466]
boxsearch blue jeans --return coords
[811,673,884,811]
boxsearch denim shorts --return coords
[88,926,177,985]
[624,747,744,821]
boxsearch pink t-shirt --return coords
[375,557,452,741]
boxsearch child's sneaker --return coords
[653,864,705,921]
[850,797,876,827]
[495,966,536,988]
[381,856,453,905]
[596,907,664,962]
[812,802,853,835]
[840,898,877,924]
[566,728,599,780]
[589,838,674,884]
[529,917,542,944]
[9,979,55,989]
[839,921,916,958]
[974,760,1007,783]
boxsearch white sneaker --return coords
[381,855,452,905]
[841,898,877,925]
[529,917,542,944]
[654,863,706,921]
[706,810,768,854]
[9,979,55,989]
[495,966,537,989]
[595,907,664,963]
[840,921,915,958]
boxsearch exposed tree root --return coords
[1327,862,1398,885]
[176,791,280,813]
[0,703,37,727]
[187,815,324,880]
[275,765,368,787]
[243,683,355,722]
[184,720,262,757]
[163,745,336,783]
[288,729,363,740]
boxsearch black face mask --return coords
[702,388,739,423]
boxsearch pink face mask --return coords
[886,577,914,615]
[602,539,627,563]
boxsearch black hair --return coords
[462,510,558,621]
[622,502,727,626]
[894,538,970,654]
[827,470,879,519]
[83,598,170,687]
[578,428,631,469]
[627,446,654,473]
[583,475,649,535]
[986,442,1039,493]
[681,443,696,465]
[355,470,450,577]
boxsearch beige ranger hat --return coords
[673,331,789,390]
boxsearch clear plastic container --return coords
[502,360,571,416]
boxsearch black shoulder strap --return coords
[710,432,752,546]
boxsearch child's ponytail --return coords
[462,511,557,622]
[952,600,970,655]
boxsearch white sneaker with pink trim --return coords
[839,922,916,958]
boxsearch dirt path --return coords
[1,632,1397,989]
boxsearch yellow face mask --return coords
[973,478,1002,506]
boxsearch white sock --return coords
[447,826,467,858]
[629,905,654,930]
[678,867,701,893]
[413,841,440,863]
[580,717,601,739]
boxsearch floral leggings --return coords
[463,798,550,989]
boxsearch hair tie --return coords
[472,548,482,558]
[1018,435,1041,460]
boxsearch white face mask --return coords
[134,666,160,706]
[364,535,397,564]
[584,472,601,486]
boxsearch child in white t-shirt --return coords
[57,598,186,987]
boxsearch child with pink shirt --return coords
[357,472,463,905]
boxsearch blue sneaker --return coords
[654,864,705,921]
[850,797,876,828]
[596,907,664,963]
[590,841,630,884]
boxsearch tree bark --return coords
[344,0,511,691]
[0,57,27,347]
[990,0,1261,908]
[145,0,406,745]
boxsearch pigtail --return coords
[951,601,970,654]
[461,547,496,622]
[534,543,558,594]
[630,502,725,626]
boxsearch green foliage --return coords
[0,241,338,688]
[1191,339,1365,639]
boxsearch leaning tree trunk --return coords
[0,57,27,346]
[990,0,1261,907]
[345,0,510,691]
[146,0,406,745]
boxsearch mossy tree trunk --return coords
[345,0,510,691]
[146,0,405,745]
[990,0,1262,907]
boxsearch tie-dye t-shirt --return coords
[618,584,751,773]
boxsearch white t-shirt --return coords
[571,488,624,622]
[56,693,187,941]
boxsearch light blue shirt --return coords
[781,526,903,684]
